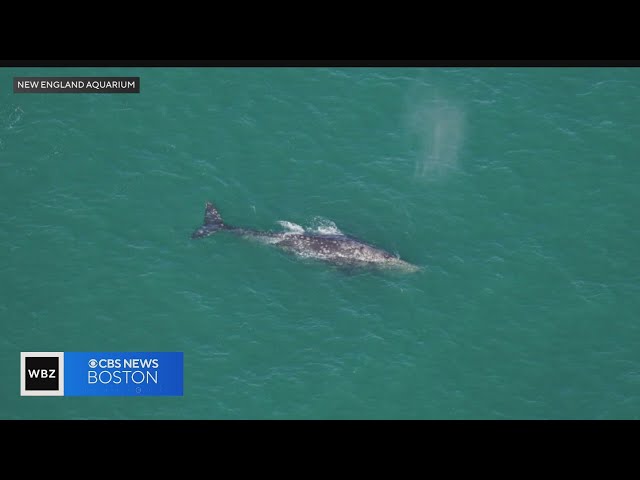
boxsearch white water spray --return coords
[408,96,466,178]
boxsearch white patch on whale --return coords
[277,220,305,234]
[308,217,344,236]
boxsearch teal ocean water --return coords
[1,67,639,419]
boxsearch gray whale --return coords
[192,202,419,272]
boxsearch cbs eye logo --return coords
[88,359,98,368]
[21,352,64,396]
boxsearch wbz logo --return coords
[21,352,64,396]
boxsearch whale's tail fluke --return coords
[192,201,226,239]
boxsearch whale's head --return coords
[368,248,421,273]
[383,256,421,273]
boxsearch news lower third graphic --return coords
[14,77,140,94]
[20,352,183,396]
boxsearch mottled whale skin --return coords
[192,202,419,272]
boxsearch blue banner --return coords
[64,352,183,396]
